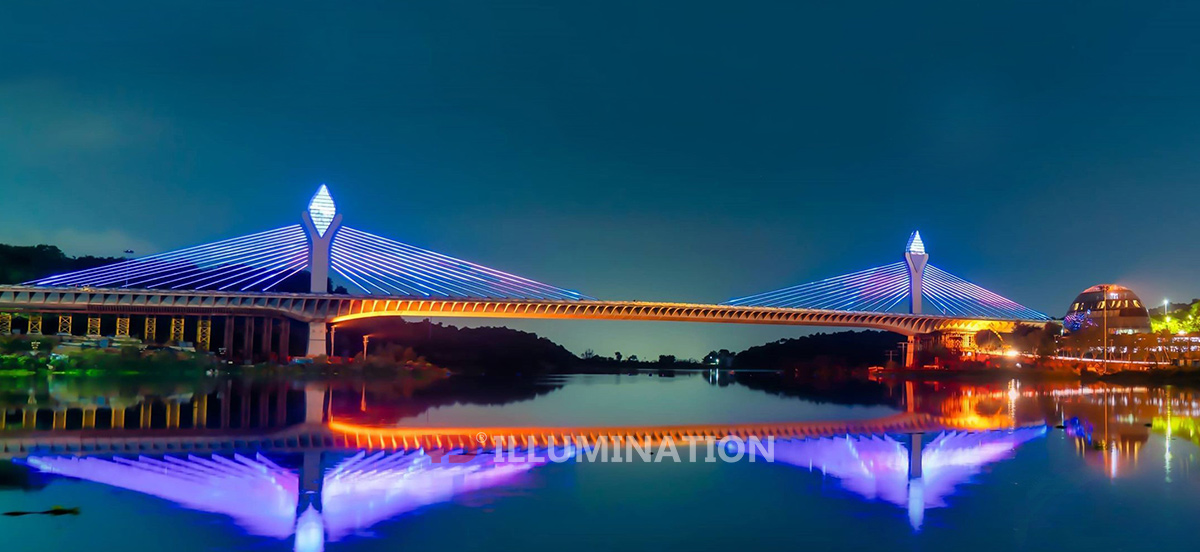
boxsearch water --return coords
[3,371,1199,551]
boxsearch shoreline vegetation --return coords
[3,326,1199,387]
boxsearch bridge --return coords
[3,384,1047,546]
[0,186,1049,365]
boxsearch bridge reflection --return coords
[9,376,1199,548]
[765,427,1045,530]
[14,423,1047,549]
[873,378,1200,480]
[25,448,555,552]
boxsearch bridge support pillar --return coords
[278,319,291,362]
[240,391,251,429]
[166,401,181,429]
[258,390,270,428]
[0,312,11,335]
[86,315,101,337]
[58,314,72,336]
[27,314,42,336]
[144,316,157,343]
[140,402,152,429]
[223,316,235,360]
[112,407,126,429]
[193,393,208,429]
[243,317,255,363]
[275,386,287,426]
[908,433,924,479]
[196,317,212,351]
[169,317,185,343]
[115,316,130,338]
[220,381,232,428]
[263,318,275,360]
[298,451,325,514]
[305,383,326,424]
[907,432,925,531]
[82,407,96,429]
[306,321,327,358]
[905,335,917,367]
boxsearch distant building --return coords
[1064,284,1151,334]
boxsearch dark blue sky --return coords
[3,2,1199,358]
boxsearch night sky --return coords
[3,2,1199,359]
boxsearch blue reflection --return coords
[761,427,1046,530]
[23,448,569,550]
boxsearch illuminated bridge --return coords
[0,186,1048,365]
[2,385,1047,546]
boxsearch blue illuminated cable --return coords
[720,261,902,306]
[36,226,303,289]
[338,227,586,300]
[335,230,565,299]
[28,226,303,288]
[725,262,908,308]
[331,233,506,298]
[331,238,469,297]
[924,265,1042,319]
[725,262,908,309]
[926,265,1048,320]
[218,253,309,291]
[157,235,308,290]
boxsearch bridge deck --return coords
[0,285,1038,336]
[0,413,1039,459]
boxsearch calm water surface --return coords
[2,371,1198,551]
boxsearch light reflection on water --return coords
[2,372,1200,551]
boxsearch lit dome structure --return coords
[1063,284,1151,334]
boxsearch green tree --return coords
[974,329,1004,352]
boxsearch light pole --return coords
[123,250,134,288]
[1100,285,1109,367]
[362,335,370,361]
[328,325,337,357]
[1163,299,1171,367]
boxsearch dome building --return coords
[1063,284,1151,334]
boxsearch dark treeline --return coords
[725,371,898,407]
[734,330,899,371]
[0,244,122,284]
[333,318,578,375]
[335,317,898,376]
[327,375,565,422]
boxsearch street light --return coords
[362,335,370,361]
[1099,285,1110,366]
[123,250,134,288]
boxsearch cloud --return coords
[0,79,166,157]
[0,226,161,258]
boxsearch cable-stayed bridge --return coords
[4,382,1045,546]
[0,186,1049,365]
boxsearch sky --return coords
[3,2,1200,359]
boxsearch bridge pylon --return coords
[904,231,927,315]
[301,185,341,358]
[302,184,342,295]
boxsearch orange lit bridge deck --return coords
[0,413,1038,459]
[328,413,1031,451]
